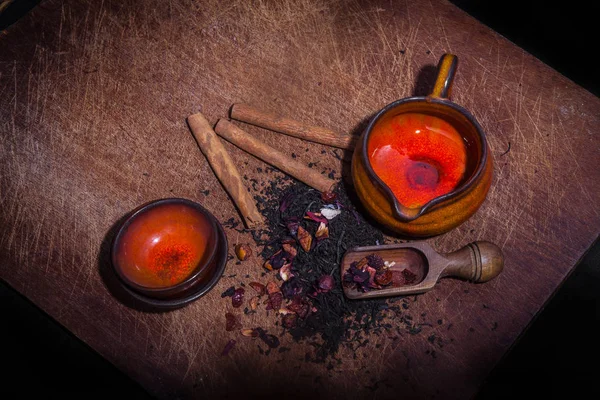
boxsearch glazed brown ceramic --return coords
[111,198,228,308]
[352,54,493,237]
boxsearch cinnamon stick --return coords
[214,119,337,193]
[230,103,357,150]
[187,113,264,229]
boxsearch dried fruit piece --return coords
[266,292,283,311]
[375,269,393,286]
[249,282,266,296]
[235,244,252,261]
[279,263,294,281]
[287,296,310,319]
[356,257,368,269]
[250,296,259,310]
[241,328,259,337]
[225,312,241,331]
[266,281,280,295]
[282,313,298,328]
[221,339,236,356]
[297,226,313,252]
[231,288,245,308]
[391,271,405,286]
[282,243,297,258]
[315,222,329,241]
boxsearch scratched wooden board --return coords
[1,0,599,398]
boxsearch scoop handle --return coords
[441,241,504,283]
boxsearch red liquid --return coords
[367,113,467,208]
[115,203,213,288]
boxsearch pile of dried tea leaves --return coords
[222,175,425,362]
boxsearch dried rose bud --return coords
[297,226,312,252]
[231,288,245,308]
[225,312,241,331]
[375,269,393,286]
[282,313,298,329]
[266,281,280,295]
[282,243,297,258]
[241,328,259,337]
[250,296,259,310]
[315,222,329,241]
[221,339,236,356]
[318,275,335,292]
[235,244,252,261]
[279,263,294,282]
[249,282,266,296]
[321,191,337,203]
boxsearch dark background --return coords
[1,0,598,398]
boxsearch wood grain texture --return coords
[0,0,599,399]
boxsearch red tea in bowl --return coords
[367,113,467,208]
[114,202,215,288]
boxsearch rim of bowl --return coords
[111,198,220,294]
[117,220,229,309]
[360,96,489,222]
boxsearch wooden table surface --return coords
[1,0,599,398]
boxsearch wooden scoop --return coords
[341,241,504,299]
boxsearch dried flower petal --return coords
[256,328,280,348]
[297,226,313,252]
[225,312,241,331]
[287,296,310,318]
[305,211,328,224]
[241,328,259,337]
[321,191,337,203]
[279,263,294,281]
[250,296,259,310]
[318,275,335,292]
[235,244,252,261]
[266,281,280,295]
[269,250,286,270]
[315,222,329,241]
[232,288,245,308]
[366,254,385,270]
[279,192,295,213]
[320,208,341,220]
[281,279,303,299]
[286,217,300,236]
[249,282,266,296]
[221,339,236,356]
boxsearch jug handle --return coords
[430,54,458,99]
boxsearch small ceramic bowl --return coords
[352,54,493,237]
[111,198,227,308]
